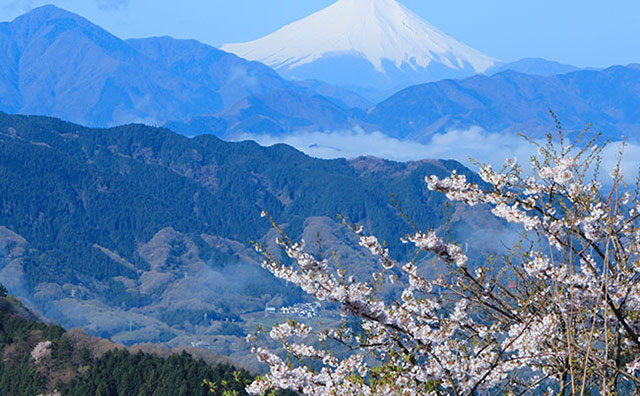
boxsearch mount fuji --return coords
[222,0,499,101]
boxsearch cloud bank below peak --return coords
[235,128,640,184]
[235,127,535,165]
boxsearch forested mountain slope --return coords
[0,113,502,366]
[0,289,276,396]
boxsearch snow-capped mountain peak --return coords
[222,0,497,77]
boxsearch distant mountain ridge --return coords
[2,5,640,148]
[488,58,581,76]
[367,65,640,141]
[0,5,210,125]
[0,5,363,133]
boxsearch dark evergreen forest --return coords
[0,288,294,396]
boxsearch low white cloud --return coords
[236,127,444,162]
[599,141,640,182]
[235,127,538,167]
[235,127,640,184]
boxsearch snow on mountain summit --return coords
[222,0,498,98]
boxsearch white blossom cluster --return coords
[31,340,53,362]
[248,135,640,395]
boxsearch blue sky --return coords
[1,0,638,67]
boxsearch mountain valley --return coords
[0,112,507,368]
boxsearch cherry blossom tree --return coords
[246,127,640,396]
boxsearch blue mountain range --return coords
[0,5,361,132]
[1,5,639,143]
[368,65,640,141]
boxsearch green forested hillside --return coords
[0,112,478,283]
[61,351,250,396]
[0,290,270,396]
[0,112,502,366]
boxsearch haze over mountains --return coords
[1,4,639,151]
[0,5,362,133]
